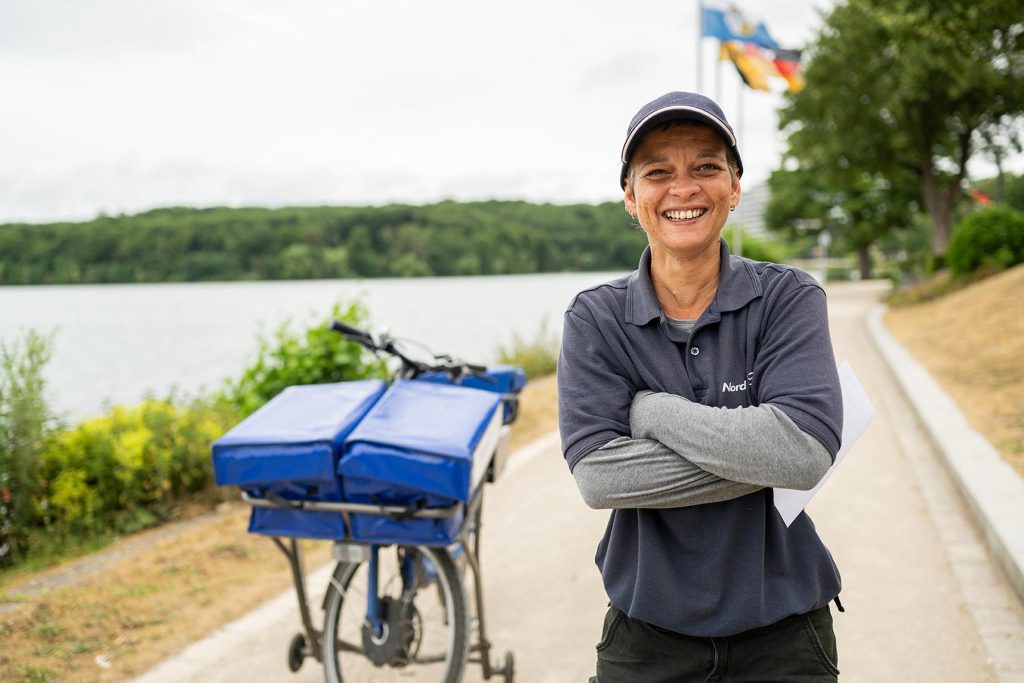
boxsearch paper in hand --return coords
[773,361,875,527]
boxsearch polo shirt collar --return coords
[624,238,762,326]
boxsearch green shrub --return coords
[0,330,57,566]
[223,300,386,417]
[1,300,386,571]
[496,320,559,380]
[947,206,1024,277]
[38,397,237,537]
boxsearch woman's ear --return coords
[624,182,637,219]
[730,176,741,212]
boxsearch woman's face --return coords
[624,123,740,264]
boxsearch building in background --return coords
[725,182,769,238]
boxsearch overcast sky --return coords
[0,0,892,223]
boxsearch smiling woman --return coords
[558,91,845,682]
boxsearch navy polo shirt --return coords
[558,239,843,637]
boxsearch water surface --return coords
[0,272,622,421]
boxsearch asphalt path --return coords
[134,281,1024,683]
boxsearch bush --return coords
[0,301,387,571]
[496,320,559,380]
[947,206,1024,277]
[223,300,386,417]
[0,330,57,566]
[37,398,237,537]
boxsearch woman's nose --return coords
[669,174,699,197]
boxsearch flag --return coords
[720,41,773,91]
[702,3,779,49]
[721,41,806,93]
[771,47,805,93]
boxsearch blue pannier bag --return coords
[340,379,503,546]
[211,380,387,539]
[417,364,526,423]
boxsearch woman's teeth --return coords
[664,209,707,220]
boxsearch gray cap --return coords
[619,91,743,188]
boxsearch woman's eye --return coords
[698,163,722,172]
[646,168,669,177]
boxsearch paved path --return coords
[134,281,1024,683]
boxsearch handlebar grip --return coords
[330,320,367,337]
[330,321,375,347]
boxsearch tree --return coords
[766,164,918,279]
[977,171,1024,212]
[779,0,1024,259]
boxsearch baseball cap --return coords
[619,91,743,188]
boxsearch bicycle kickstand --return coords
[271,537,323,673]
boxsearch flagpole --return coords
[734,78,744,257]
[715,41,723,103]
[696,0,704,92]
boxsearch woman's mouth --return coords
[663,208,707,221]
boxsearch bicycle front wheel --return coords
[321,545,468,683]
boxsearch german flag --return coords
[772,47,805,93]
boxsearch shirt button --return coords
[690,347,700,356]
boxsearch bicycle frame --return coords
[253,481,505,675]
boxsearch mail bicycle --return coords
[212,321,523,683]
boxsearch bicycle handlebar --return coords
[330,320,375,347]
[330,320,490,381]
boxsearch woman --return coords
[558,91,844,681]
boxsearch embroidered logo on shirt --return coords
[722,372,755,393]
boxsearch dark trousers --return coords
[591,604,840,682]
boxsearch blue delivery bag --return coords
[417,365,526,423]
[340,380,503,546]
[211,380,387,539]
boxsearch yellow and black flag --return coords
[721,41,805,93]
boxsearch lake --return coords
[0,272,623,422]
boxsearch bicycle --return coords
[212,321,523,682]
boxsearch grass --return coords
[0,507,333,682]
[884,265,1005,307]
[496,321,559,380]
[885,263,1024,476]
[0,373,560,682]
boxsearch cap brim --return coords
[620,105,737,165]
[619,105,741,189]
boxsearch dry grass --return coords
[885,264,1024,477]
[507,373,558,452]
[0,375,560,682]
[0,506,332,682]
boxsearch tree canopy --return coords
[0,201,647,285]
[775,0,1024,259]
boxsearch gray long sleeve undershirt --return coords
[573,392,832,510]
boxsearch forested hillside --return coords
[0,200,644,284]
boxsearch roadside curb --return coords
[866,304,1024,604]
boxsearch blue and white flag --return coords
[701,3,779,49]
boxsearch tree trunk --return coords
[857,243,872,279]
[921,164,954,257]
